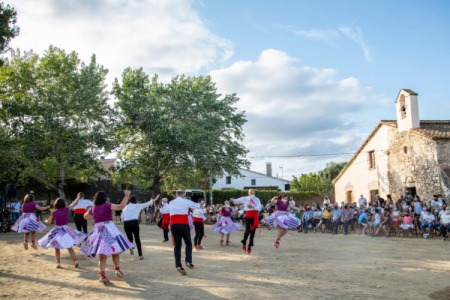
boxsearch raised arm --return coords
[44,214,54,224]
[139,194,160,210]
[289,203,300,211]
[231,197,245,204]
[35,203,51,211]
[111,190,131,211]
[68,193,83,210]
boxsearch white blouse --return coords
[121,200,153,221]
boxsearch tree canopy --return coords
[290,161,347,193]
[112,70,249,196]
[0,46,116,199]
[0,2,20,66]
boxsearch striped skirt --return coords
[38,225,87,249]
[11,213,46,233]
[261,211,301,229]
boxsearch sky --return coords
[6,0,450,180]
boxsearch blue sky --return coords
[7,0,450,179]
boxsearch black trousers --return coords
[124,219,142,256]
[163,229,169,241]
[193,222,204,245]
[242,217,256,247]
[170,224,192,268]
[74,213,88,234]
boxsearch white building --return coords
[213,163,290,191]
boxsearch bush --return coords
[203,189,320,206]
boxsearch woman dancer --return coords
[38,195,87,268]
[80,190,134,283]
[192,200,207,250]
[261,194,301,249]
[212,200,241,246]
[121,194,160,260]
[12,194,50,250]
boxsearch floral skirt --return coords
[11,213,46,233]
[211,216,241,234]
[38,225,87,249]
[261,211,301,229]
[80,221,134,258]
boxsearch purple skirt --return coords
[11,213,46,233]
[38,225,87,249]
[80,221,134,258]
[211,216,241,234]
[262,211,301,229]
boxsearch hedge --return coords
[203,189,321,206]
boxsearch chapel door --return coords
[406,187,417,197]
[370,190,378,204]
[346,191,352,205]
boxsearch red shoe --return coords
[162,240,168,243]
[185,262,195,269]
[247,246,252,255]
[226,240,230,246]
[194,245,199,251]
[242,244,247,252]
[274,241,279,249]
[197,245,204,249]
[220,240,224,247]
[99,271,110,283]
[115,267,124,278]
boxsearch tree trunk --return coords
[153,174,162,199]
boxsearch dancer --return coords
[212,200,241,246]
[261,194,301,249]
[38,195,87,268]
[159,198,170,243]
[80,190,134,283]
[169,190,204,275]
[71,192,94,235]
[192,200,206,250]
[230,189,262,255]
[12,194,50,250]
[121,194,160,260]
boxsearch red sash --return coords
[160,213,170,230]
[193,217,204,222]
[74,209,86,215]
[245,210,259,232]
[170,214,189,225]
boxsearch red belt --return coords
[74,209,86,214]
[245,210,259,232]
[193,217,204,222]
[160,213,170,230]
[170,214,189,225]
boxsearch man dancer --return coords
[71,192,93,234]
[231,189,262,255]
[169,190,204,275]
[159,198,170,243]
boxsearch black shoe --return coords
[304,231,308,234]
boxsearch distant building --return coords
[333,89,450,204]
[213,163,290,191]
[99,158,115,180]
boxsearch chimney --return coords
[266,162,272,177]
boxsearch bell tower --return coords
[395,89,420,132]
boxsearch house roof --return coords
[333,119,450,184]
[395,89,418,102]
[240,168,290,183]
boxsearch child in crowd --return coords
[369,208,381,234]
[146,213,151,225]
[373,207,391,238]
[400,211,415,235]
[12,194,51,250]
[38,195,87,268]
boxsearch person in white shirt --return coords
[121,194,160,260]
[159,198,170,243]
[439,207,450,241]
[192,199,207,250]
[230,189,262,255]
[358,195,367,208]
[420,208,435,238]
[72,193,94,234]
[289,197,296,207]
[323,196,331,208]
[169,190,203,275]
[10,198,21,224]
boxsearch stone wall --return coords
[387,128,441,201]
[436,140,450,165]
[440,166,450,201]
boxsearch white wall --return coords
[213,169,289,191]
[335,124,390,204]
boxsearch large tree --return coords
[319,161,347,193]
[0,46,116,199]
[0,2,20,66]
[112,70,249,196]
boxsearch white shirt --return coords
[290,200,296,206]
[422,213,435,223]
[440,213,450,224]
[358,198,367,206]
[72,199,94,211]
[121,200,153,221]
[160,203,169,214]
[168,197,200,216]
[192,207,206,219]
[11,202,21,213]
[233,196,262,212]
[323,199,330,207]
[374,214,381,223]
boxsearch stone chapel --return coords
[333,89,450,204]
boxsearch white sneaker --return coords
[361,233,366,236]
[423,234,429,239]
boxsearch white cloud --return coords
[210,49,386,178]
[339,26,371,61]
[292,29,340,42]
[7,0,233,85]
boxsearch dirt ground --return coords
[1,220,450,300]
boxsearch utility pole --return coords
[279,165,284,178]
[209,176,213,206]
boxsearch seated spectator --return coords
[374,207,392,238]
[359,209,370,236]
[312,204,322,232]
[369,208,381,234]
[341,204,354,235]
[400,211,414,235]
[439,206,450,241]
[302,206,314,234]
[392,204,402,227]
[434,204,446,229]
[421,208,435,238]
[318,205,332,233]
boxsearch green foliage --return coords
[112,70,250,196]
[203,189,320,205]
[319,161,347,193]
[0,46,116,198]
[0,2,20,65]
